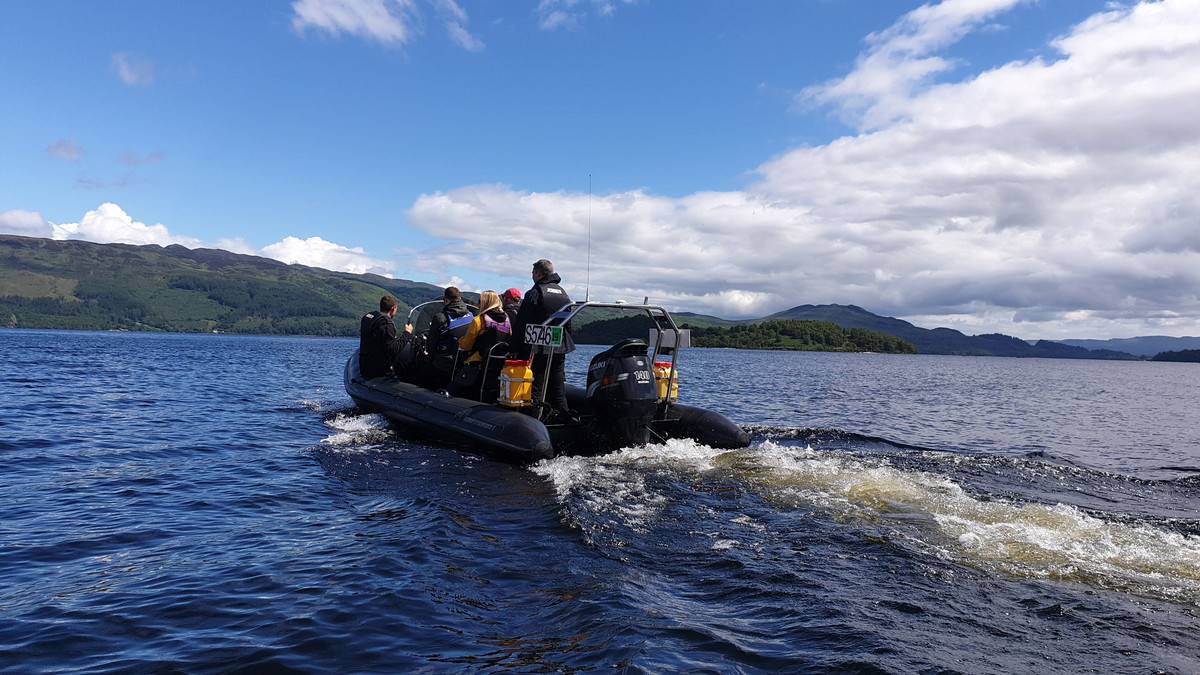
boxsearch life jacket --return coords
[535,281,572,316]
[483,312,511,335]
[473,311,512,363]
[530,278,575,355]
[431,309,475,371]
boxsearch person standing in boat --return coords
[513,259,575,419]
[501,287,522,326]
[457,290,512,402]
[359,295,402,378]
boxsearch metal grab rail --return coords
[528,302,685,407]
[479,341,511,401]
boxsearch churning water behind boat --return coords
[535,437,1200,605]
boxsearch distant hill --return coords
[743,304,1138,360]
[689,320,916,353]
[0,235,1152,360]
[0,235,444,335]
[1151,349,1200,363]
[573,315,915,354]
[1059,336,1200,358]
[669,311,739,328]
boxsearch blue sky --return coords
[3,1,1199,338]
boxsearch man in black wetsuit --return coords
[512,259,575,419]
[359,295,401,378]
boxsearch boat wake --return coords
[534,435,1200,605]
[321,411,392,448]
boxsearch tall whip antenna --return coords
[586,173,592,302]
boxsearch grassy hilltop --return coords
[0,235,444,335]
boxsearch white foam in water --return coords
[531,438,729,531]
[321,412,392,447]
[535,437,1200,603]
[741,440,1200,603]
[533,453,665,530]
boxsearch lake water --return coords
[2,329,1199,672]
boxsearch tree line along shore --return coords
[3,235,1196,361]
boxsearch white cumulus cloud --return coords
[2,203,401,279]
[213,237,260,256]
[51,203,202,247]
[408,186,811,316]
[261,235,395,276]
[408,0,1200,338]
[0,209,54,238]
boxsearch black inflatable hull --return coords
[344,354,749,462]
[345,356,554,462]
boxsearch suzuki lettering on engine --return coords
[524,324,564,348]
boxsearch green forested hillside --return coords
[0,235,444,335]
[690,320,917,353]
[1151,349,1200,363]
[573,315,915,354]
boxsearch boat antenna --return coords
[585,173,592,302]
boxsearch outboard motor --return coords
[586,338,659,448]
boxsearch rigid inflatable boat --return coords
[344,301,749,462]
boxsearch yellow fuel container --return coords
[653,361,679,402]
[499,359,534,407]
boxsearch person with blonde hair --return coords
[455,290,512,401]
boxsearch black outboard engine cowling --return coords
[586,338,659,448]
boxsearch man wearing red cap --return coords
[501,287,522,327]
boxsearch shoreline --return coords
[2,325,1169,361]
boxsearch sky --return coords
[2,0,1198,339]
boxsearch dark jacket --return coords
[428,298,472,341]
[503,301,520,329]
[513,272,575,357]
[359,311,400,378]
[427,298,475,370]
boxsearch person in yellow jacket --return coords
[455,290,513,401]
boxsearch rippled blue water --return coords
[2,329,1199,673]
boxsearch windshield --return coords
[407,301,479,334]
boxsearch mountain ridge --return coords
[0,235,445,335]
[0,235,1153,359]
[681,303,1138,359]
[1058,336,1200,358]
